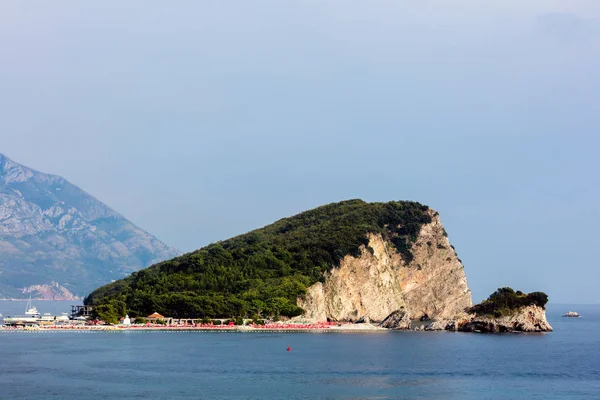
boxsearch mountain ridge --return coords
[0,152,180,299]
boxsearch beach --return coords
[1,321,387,333]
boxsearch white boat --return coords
[3,297,73,326]
[3,315,39,324]
[562,311,581,318]
[39,313,55,322]
[3,296,41,325]
[25,297,40,318]
[40,312,70,323]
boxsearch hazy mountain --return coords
[0,153,180,299]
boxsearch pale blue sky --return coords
[1,1,599,303]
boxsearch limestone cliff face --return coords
[398,211,472,319]
[298,210,472,322]
[459,305,553,333]
[298,233,406,322]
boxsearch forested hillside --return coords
[85,200,431,320]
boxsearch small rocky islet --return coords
[85,200,552,333]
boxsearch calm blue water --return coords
[1,302,599,400]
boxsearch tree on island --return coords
[91,300,126,324]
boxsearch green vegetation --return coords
[85,199,431,320]
[91,300,126,324]
[469,287,549,317]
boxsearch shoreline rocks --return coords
[379,308,411,330]
[424,319,460,331]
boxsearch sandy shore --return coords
[1,323,388,333]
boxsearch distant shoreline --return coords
[0,299,81,302]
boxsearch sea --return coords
[1,301,598,400]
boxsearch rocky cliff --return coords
[298,210,472,323]
[298,233,406,322]
[0,153,180,298]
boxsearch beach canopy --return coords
[147,312,165,319]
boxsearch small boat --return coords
[3,296,41,325]
[39,313,53,321]
[562,311,580,318]
[24,295,40,318]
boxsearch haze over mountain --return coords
[1,1,599,303]
[0,153,179,299]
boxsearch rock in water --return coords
[0,153,180,298]
[379,308,411,330]
[459,305,553,333]
[425,320,451,331]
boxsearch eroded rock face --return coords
[299,282,328,322]
[398,212,472,319]
[459,305,553,333]
[298,210,472,322]
[299,233,406,322]
[424,320,452,331]
[379,308,411,330]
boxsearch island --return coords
[422,287,552,333]
[76,199,552,333]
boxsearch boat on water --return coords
[2,297,73,327]
[3,297,44,326]
[39,312,70,323]
[562,311,581,318]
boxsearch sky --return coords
[1,1,599,303]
